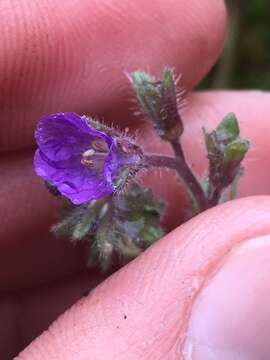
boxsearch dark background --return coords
[201,0,270,89]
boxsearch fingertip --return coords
[16,196,270,359]
[0,0,227,151]
[176,0,227,89]
[183,234,270,359]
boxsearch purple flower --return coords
[34,112,143,204]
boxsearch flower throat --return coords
[81,139,109,168]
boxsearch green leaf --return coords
[114,184,165,249]
[52,184,165,272]
[51,200,102,242]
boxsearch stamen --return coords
[81,149,95,167]
[81,158,94,166]
[83,149,95,157]
[81,142,108,168]
[92,140,108,153]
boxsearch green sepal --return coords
[87,203,115,272]
[130,68,183,141]
[223,139,249,167]
[216,112,240,144]
[131,71,163,126]
[85,116,120,136]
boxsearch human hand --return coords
[1,0,270,359]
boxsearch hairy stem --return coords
[144,152,208,212]
[170,140,208,212]
[208,186,222,207]
[170,140,185,160]
[143,154,179,170]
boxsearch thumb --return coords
[16,196,270,359]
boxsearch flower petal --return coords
[34,150,113,204]
[35,112,112,162]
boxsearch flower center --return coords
[81,139,109,169]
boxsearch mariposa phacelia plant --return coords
[34,68,249,272]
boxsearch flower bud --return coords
[130,68,183,141]
[204,113,249,189]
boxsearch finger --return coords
[1,90,270,290]
[0,0,226,152]
[0,151,85,290]
[16,196,270,359]
[0,271,104,360]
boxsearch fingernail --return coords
[182,234,270,359]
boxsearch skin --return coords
[1,0,270,358]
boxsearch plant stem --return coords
[170,139,208,212]
[208,186,222,207]
[144,152,208,212]
[143,154,179,171]
[170,139,185,160]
